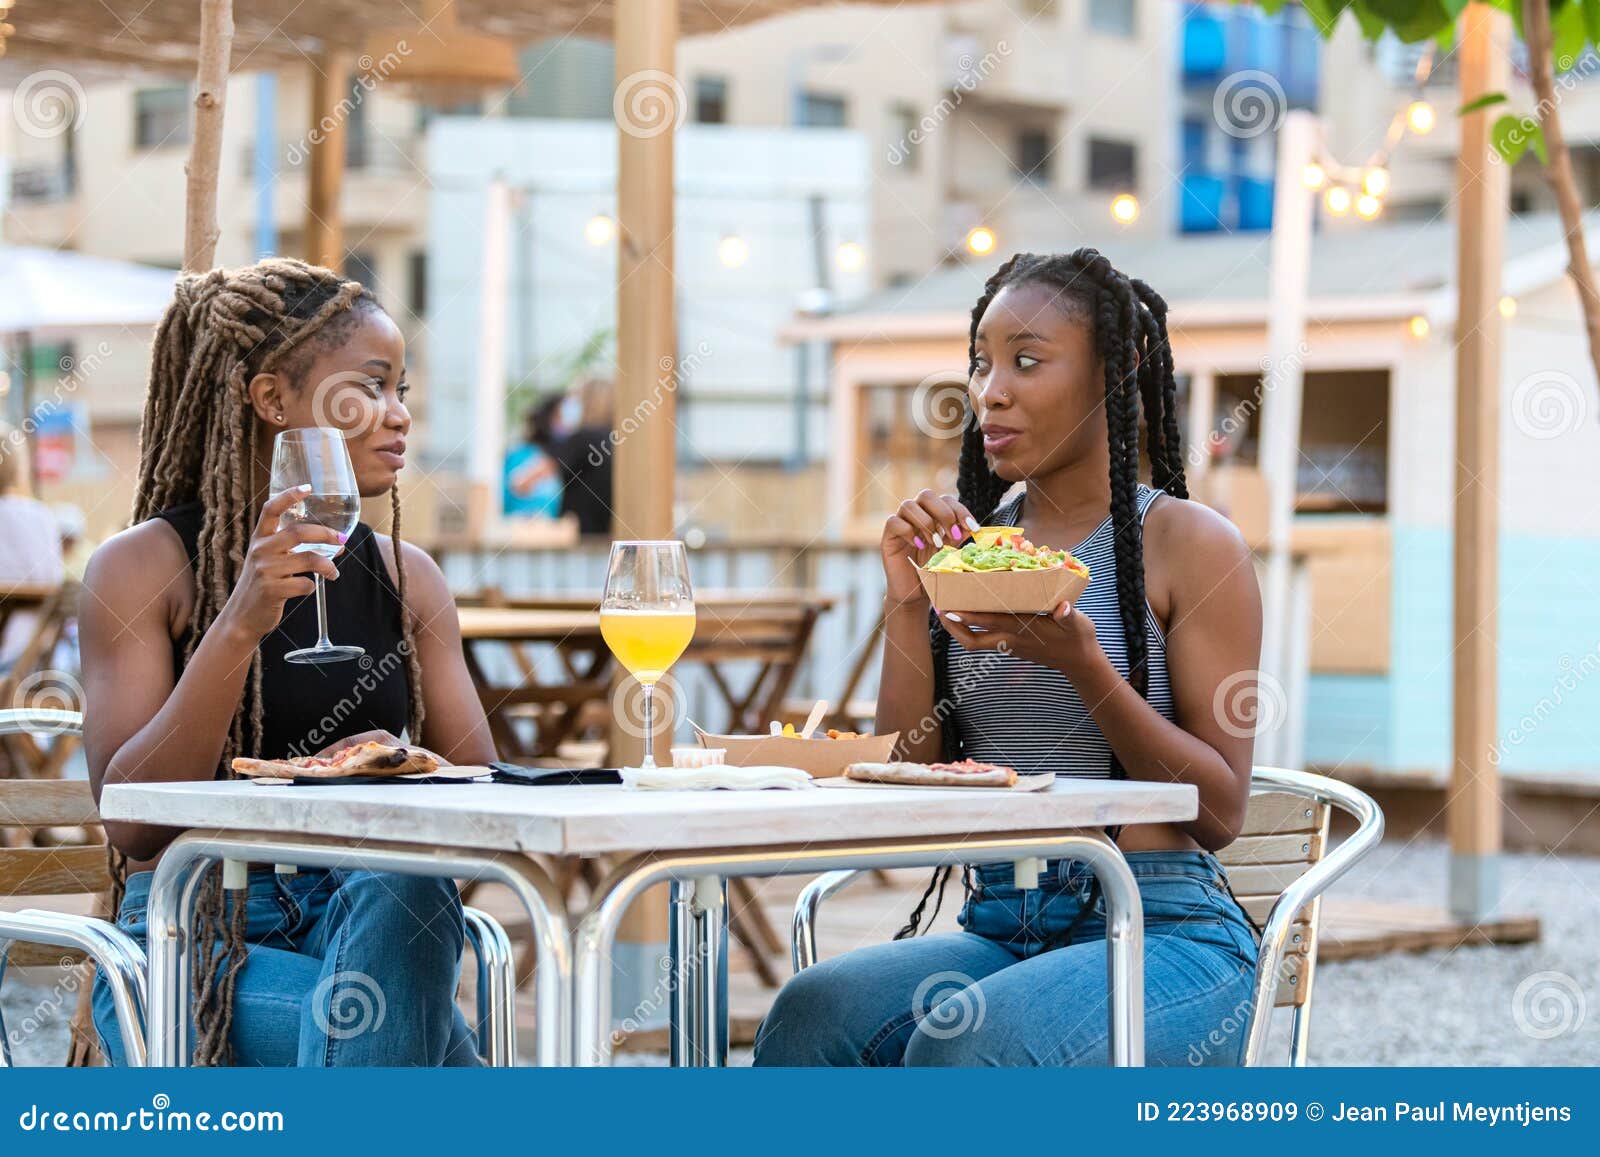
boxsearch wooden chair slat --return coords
[1241,791,1322,836]
[1225,861,1314,896]
[1274,966,1312,1007]
[0,781,100,828]
[0,846,111,897]
[1218,831,1323,867]
[4,942,89,968]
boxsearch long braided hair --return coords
[120,257,426,1064]
[894,248,1188,942]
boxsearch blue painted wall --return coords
[1305,527,1600,775]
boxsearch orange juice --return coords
[600,608,696,683]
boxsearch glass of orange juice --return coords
[600,540,696,769]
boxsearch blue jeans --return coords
[754,850,1258,1067]
[93,868,481,1066]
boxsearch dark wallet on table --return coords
[489,762,624,787]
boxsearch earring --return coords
[275,413,286,424]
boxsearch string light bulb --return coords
[1499,296,1517,319]
[584,214,615,246]
[1362,168,1390,197]
[965,226,997,256]
[1355,193,1382,219]
[1110,193,1140,224]
[1408,315,1430,339]
[1324,186,1352,215]
[835,241,866,272]
[1302,162,1327,190]
[1406,101,1436,134]
[718,234,749,268]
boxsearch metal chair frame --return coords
[0,708,520,1066]
[790,765,1384,1067]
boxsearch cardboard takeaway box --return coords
[914,558,1090,614]
[694,727,899,779]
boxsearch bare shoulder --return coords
[1144,492,1251,566]
[82,519,189,608]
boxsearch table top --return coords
[100,778,1198,857]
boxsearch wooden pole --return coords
[303,53,349,271]
[1258,109,1317,768]
[610,0,680,1033]
[1449,3,1510,922]
[183,0,234,271]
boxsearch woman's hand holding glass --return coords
[216,485,345,644]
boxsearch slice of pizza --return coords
[844,759,1018,788]
[231,742,442,780]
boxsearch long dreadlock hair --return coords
[893,248,1188,942]
[120,257,426,1064]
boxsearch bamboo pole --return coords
[1449,3,1511,922]
[183,0,234,271]
[303,53,349,271]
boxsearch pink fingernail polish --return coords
[951,525,964,542]
[337,533,349,543]
[913,535,925,550]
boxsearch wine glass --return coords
[600,541,695,769]
[271,427,364,665]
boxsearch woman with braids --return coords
[755,249,1263,1067]
[79,258,496,1066]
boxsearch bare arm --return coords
[81,490,343,861]
[940,501,1260,850]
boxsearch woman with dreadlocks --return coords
[755,249,1262,1067]
[79,258,496,1066]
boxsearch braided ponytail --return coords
[124,257,426,1063]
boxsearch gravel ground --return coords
[7,838,1597,1067]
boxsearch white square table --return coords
[99,777,1197,1067]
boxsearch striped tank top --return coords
[943,483,1174,779]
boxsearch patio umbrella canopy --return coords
[0,246,177,335]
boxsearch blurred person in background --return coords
[536,376,616,536]
[0,426,67,669]
[503,395,565,520]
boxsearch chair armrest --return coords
[791,870,865,972]
[0,909,147,1066]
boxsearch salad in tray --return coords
[923,525,1089,577]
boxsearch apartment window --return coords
[1014,128,1053,183]
[1087,137,1138,190]
[694,76,729,124]
[889,102,921,171]
[797,92,848,127]
[134,86,191,149]
[1089,0,1137,37]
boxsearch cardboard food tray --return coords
[914,562,1089,615]
[693,727,899,779]
[815,772,1054,792]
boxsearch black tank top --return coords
[154,502,413,761]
